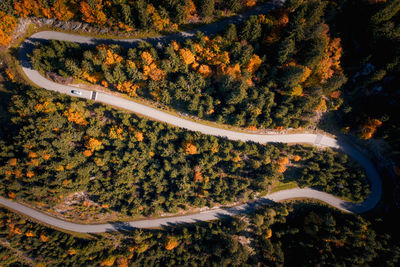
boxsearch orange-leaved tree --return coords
[51,0,74,21]
[63,108,88,126]
[165,236,179,250]
[185,0,198,21]
[277,157,289,173]
[183,141,197,155]
[146,4,171,31]
[80,0,107,25]
[13,0,43,18]
[100,256,117,266]
[360,118,382,140]
[178,48,196,65]
[0,11,17,46]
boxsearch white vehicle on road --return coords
[71,90,82,96]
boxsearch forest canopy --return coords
[0,0,400,266]
[30,0,345,130]
[0,0,270,46]
[0,203,399,266]
[0,84,369,220]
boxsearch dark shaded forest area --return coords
[0,203,399,266]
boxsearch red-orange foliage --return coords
[25,231,35,237]
[139,51,166,81]
[51,0,74,21]
[330,90,341,99]
[165,236,179,250]
[324,37,343,77]
[197,64,212,77]
[116,81,139,96]
[277,12,289,27]
[148,66,166,81]
[247,125,258,131]
[147,4,171,31]
[62,179,71,187]
[63,108,88,126]
[0,12,17,46]
[277,157,289,173]
[42,152,51,161]
[221,64,241,79]
[134,132,144,141]
[5,69,14,80]
[101,80,109,88]
[315,99,327,112]
[9,158,17,166]
[266,228,272,239]
[9,224,22,234]
[82,71,104,83]
[299,66,312,83]
[104,49,123,65]
[290,85,303,96]
[360,118,382,140]
[117,21,134,32]
[232,153,241,162]
[85,137,102,151]
[194,170,204,182]
[13,0,73,21]
[117,257,129,267]
[80,0,107,25]
[179,48,196,65]
[35,100,53,113]
[14,0,43,18]
[171,41,180,51]
[185,0,198,21]
[100,256,116,266]
[13,170,23,178]
[244,0,257,8]
[293,155,302,162]
[40,234,49,242]
[210,143,219,153]
[28,152,38,158]
[317,25,343,81]
[141,51,154,65]
[108,125,124,140]
[68,249,77,255]
[183,141,197,155]
[246,55,262,73]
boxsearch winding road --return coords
[0,0,383,233]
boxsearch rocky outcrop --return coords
[45,72,74,85]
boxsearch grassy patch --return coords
[270,181,299,193]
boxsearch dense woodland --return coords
[30,0,345,129]
[0,203,399,266]
[0,82,369,220]
[1,0,400,265]
[330,0,400,163]
[0,0,268,46]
